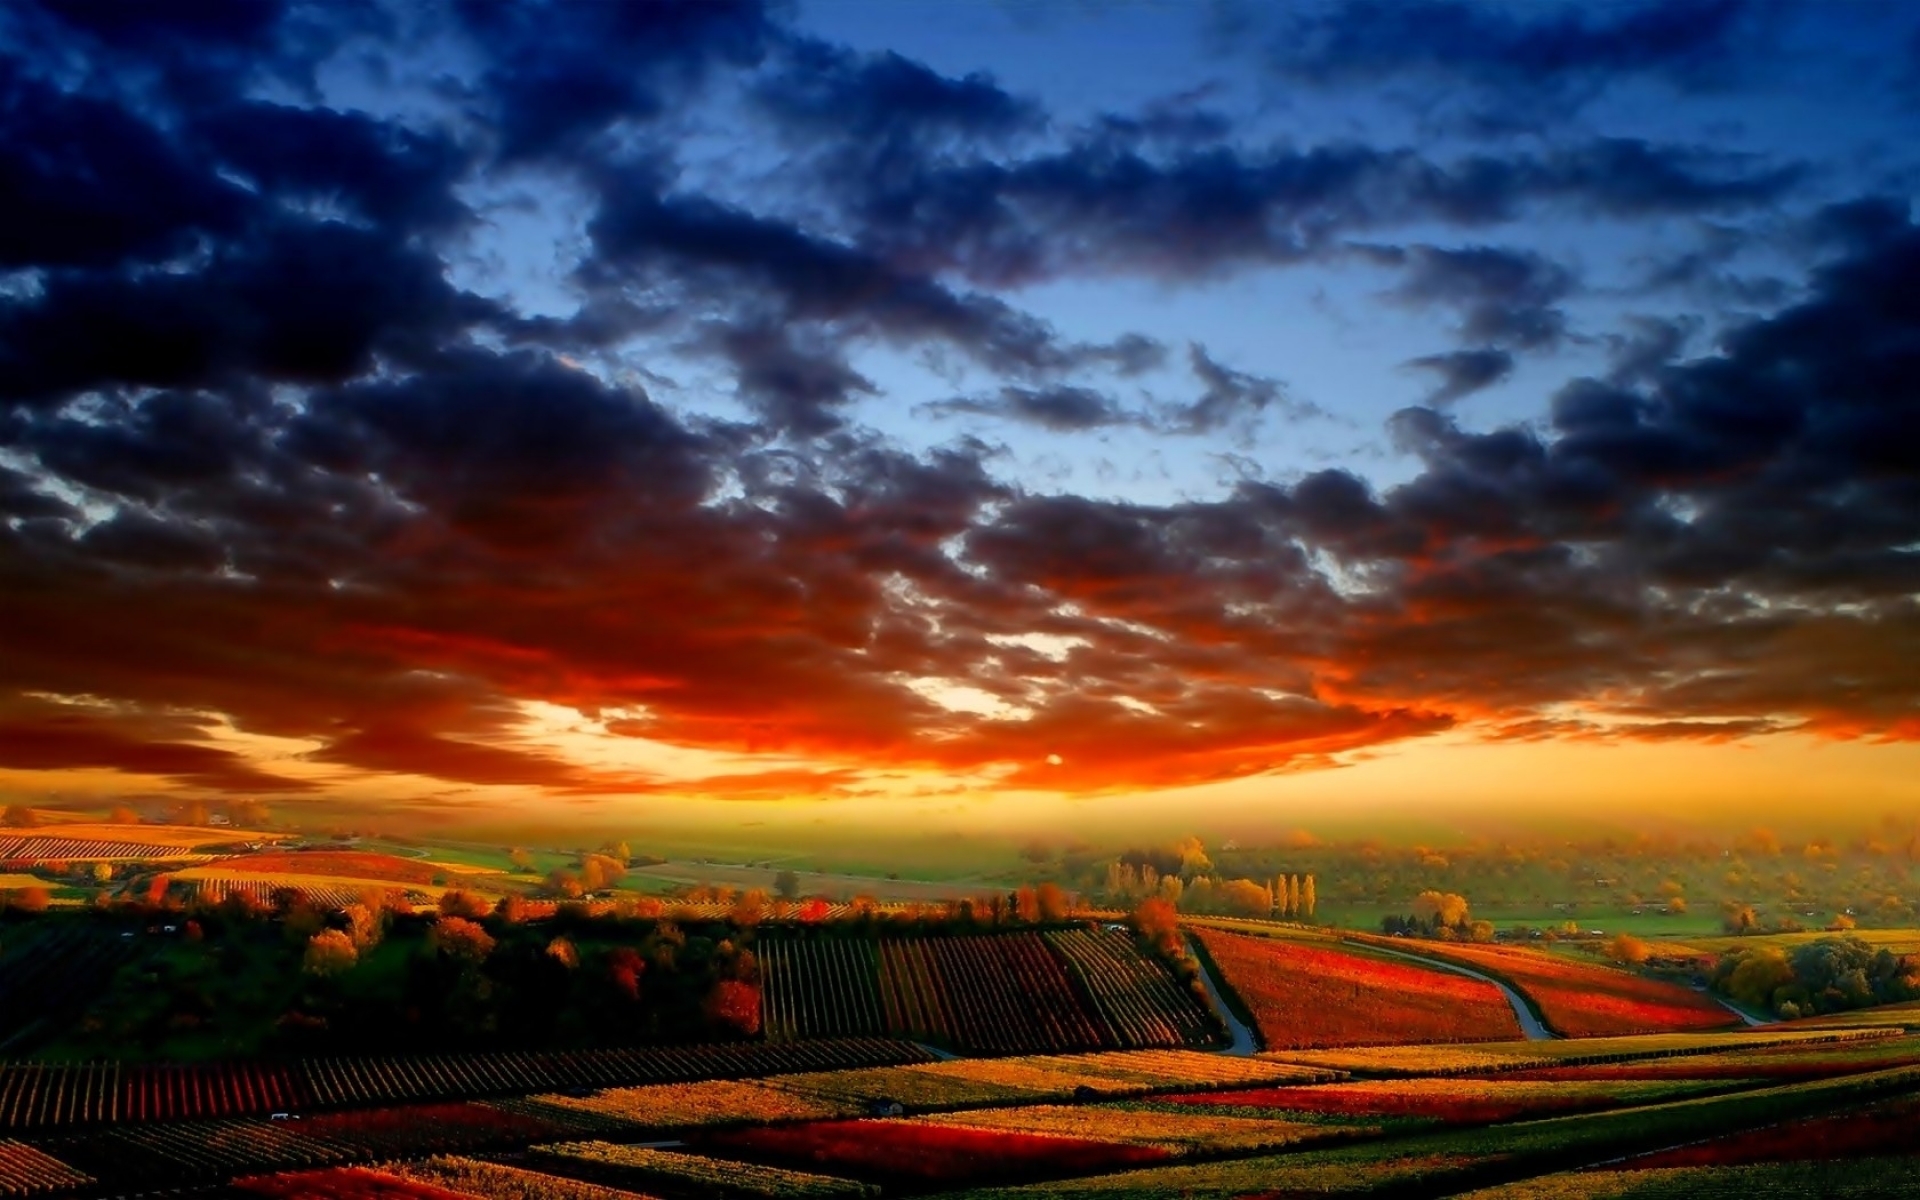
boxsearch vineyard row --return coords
[0,1038,933,1131]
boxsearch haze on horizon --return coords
[1,0,1917,841]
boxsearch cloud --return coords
[1256,0,1772,123]
[0,697,317,792]
[0,0,1910,808]
[1405,348,1515,406]
[452,0,769,162]
[922,385,1142,433]
[1369,244,1576,349]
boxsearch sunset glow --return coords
[1,0,1916,841]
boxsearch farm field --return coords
[692,1118,1176,1188]
[761,930,1221,1054]
[1259,1026,1902,1076]
[175,851,456,888]
[1369,939,1741,1036]
[1192,927,1524,1048]
[178,875,424,912]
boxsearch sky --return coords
[1,0,1917,840]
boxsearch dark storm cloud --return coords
[0,64,253,269]
[1258,0,1767,112]
[755,37,1040,148]
[703,322,879,437]
[0,218,498,408]
[451,0,769,162]
[3,0,379,106]
[822,135,1799,290]
[1367,244,1576,350]
[581,182,1137,383]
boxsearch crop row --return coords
[388,1156,659,1200]
[36,1101,576,1189]
[1045,929,1219,1048]
[0,1037,933,1130]
[0,1140,90,1197]
[0,837,193,862]
[0,1061,300,1128]
[764,1050,1342,1114]
[761,931,1218,1055]
[529,1141,877,1199]
[186,878,386,912]
[762,938,887,1040]
[1154,1075,1743,1125]
[693,1119,1175,1189]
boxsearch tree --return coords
[545,936,578,969]
[1173,836,1212,878]
[1667,896,1688,915]
[342,903,384,950]
[1606,933,1651,965]
[1272,875,1291,918]
[438,889,490,919]
[5,886,50,913]
[1287,875,1302,919]
[508,847,535,873]
[108,806,141,825]
[606,945,644,1000]
[1301,874,1317,920]
[1035,881,1071,922]
[1221,878,1272,918]
[302,929,359,976]
[731,889,767,927]
[1411,891,1471,932]
[430,916,496,963]
[1132,897,1181,954]
[773,869,800,901]
[706,979,761,1036]
[1,805,37,829]
[1013,886,1040,923]
[580,854,626,893]
[171,800,210,826]
[227,798,271,827]
[91,862,113,885]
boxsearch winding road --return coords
[1183,935,1261,1055]
[1358,942,1557,1040]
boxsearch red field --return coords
[1192,930,1523,1049]
[200,852,447,886]
[696,1118,1173,1184]
[1617,1094,1920,1168]
[1395,942,1740,1037]
[1158,1078,1695,1124]
[235,1166,476,1199]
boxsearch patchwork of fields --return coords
[0,1025,1911,1196]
